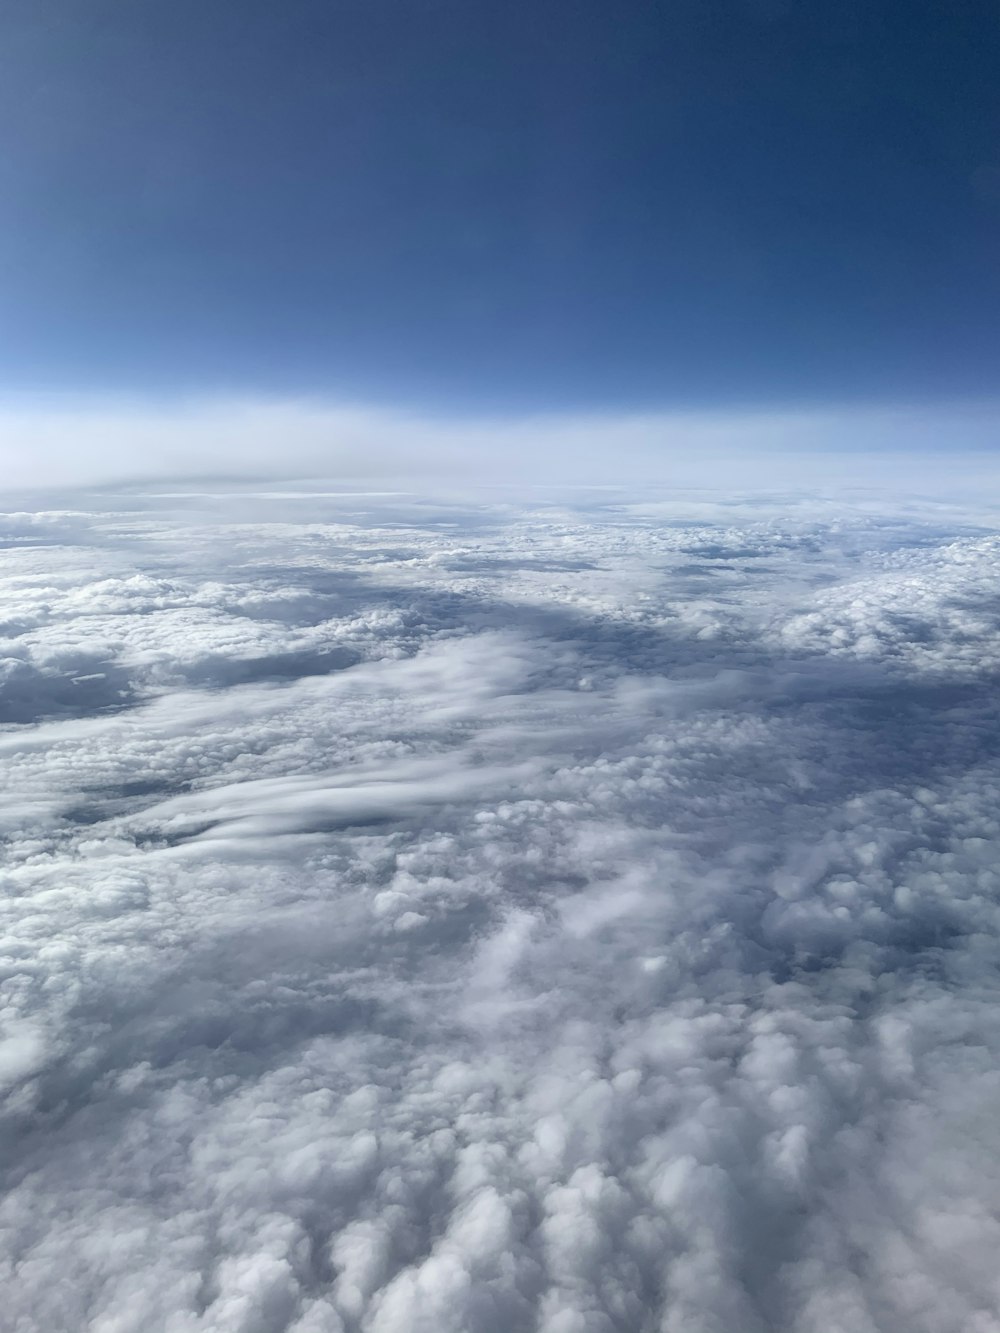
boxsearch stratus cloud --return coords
[3,488,1000,1332]
[2,393,1000,493]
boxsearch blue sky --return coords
[3,0,1000,416]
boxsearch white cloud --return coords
[2,392,1000,495]
[2,487,1000,1330]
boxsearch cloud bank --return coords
[1,394,1000,492]
[2,486,1000,1331]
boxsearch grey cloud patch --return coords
[0,654,135,724]
[2,490,1000,1332]
[180,645,361,691]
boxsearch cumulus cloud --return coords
[2,485,1000,1331]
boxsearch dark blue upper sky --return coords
[2,0,999,411]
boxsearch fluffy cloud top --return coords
[2,486,1000,1332]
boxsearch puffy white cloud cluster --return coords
[3,488,1000,1332]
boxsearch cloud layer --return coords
[3,487,1000,1331]
[3,394,1000,492]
